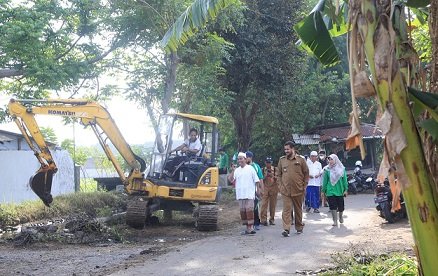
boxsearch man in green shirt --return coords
[218,147,229,174]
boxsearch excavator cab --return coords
[149,113,219,183]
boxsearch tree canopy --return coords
[1,0,383,162]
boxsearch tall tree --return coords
[40,126,58,145]
[0,0,118,97]
[109,0,236,151]
[216,0,305,150]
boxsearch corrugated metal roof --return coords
[0,134,13,142]
[292,134,320,145]
[0,129,56,149]
[304,123,383,142]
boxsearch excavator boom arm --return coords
[7,99,146,206]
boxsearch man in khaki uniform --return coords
[260,157,278,226]
[277,141,309,236]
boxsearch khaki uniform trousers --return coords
[260,184,278,223]
[282,193,305,232]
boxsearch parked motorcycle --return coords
[347,161,376,194]
[361,174,377,192]
[374,180,407,223]
[347,175,358,194]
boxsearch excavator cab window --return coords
[150,115,175,177]
[149,114,218,181]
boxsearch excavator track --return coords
[194,204,218,231]
[126,200,148,229]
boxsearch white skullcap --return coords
[237,152,246,158]
[310,151,318,156]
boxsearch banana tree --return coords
[294,0,437,274]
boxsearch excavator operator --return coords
[165,128,202,177]
[169,128,202,157]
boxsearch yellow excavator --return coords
[7,98,220,230]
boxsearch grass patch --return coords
[324,251,417,275]
[0,191,127,227]
[219,187,235,203]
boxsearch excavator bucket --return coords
[29,167,55,207]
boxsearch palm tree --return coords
[161,0,438,274]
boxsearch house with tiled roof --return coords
[293,123,383,171]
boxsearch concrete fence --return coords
[0,150,75,204]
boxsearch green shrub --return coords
[0,191,127,227]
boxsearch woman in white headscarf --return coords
[322,154,348,226]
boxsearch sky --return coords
[0,94,155,146]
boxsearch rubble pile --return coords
[1,215,122,246]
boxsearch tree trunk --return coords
[143,94,164,153]
[162,52,179,114]
[144,52,179,153]
[321,97,329,125]
[229,102,259,151]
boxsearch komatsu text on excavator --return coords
[8,99,220,230]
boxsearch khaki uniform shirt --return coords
[277,154,309,196]
[263,166,278,188]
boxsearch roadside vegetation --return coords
[0,191,126,227]
[0,188,236,229]
[220,187,236,203]
[324,252,417,275]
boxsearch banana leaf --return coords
[408,87,438,141]
[406,0,430,8]
[408,87,438,119]
[324,0,349,37]
[294,0,348,66]
[409,7,429,25]
[419,119,438,141]
[160,0,238,52]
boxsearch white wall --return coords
[0,150,75,204]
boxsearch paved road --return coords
[112,194,413,276]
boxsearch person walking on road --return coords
[305,151,323,213]
[318,150,329,207]
[277,141,309,236]
[322,154,348,227]
[245,151,264,230]
[228,152,261,235]
[260,157,278,226]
